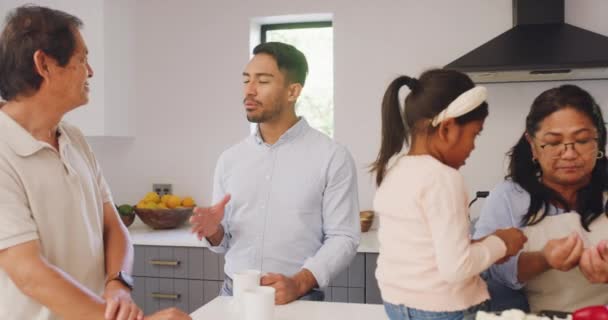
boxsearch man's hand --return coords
[260,269,317,305]
[189,194,231,241]
[543,232,584,272]
[103,281,143,320]
[579,240,608,284]
[144,307,191,320]
[260,273,301,305]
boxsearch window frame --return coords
[260,21,333,43]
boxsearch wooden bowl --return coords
[134,207,193,229]
[360,210,375,232]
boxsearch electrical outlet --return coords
[153,183,172,196]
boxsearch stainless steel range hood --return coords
[444,0,608,83]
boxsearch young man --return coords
[190,42,360,305]
[0,6,189,320]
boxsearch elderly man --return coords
[0,5,189,320]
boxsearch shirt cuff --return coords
[200,224,228,252]
[302,257,329,288]
[483,235,508,262]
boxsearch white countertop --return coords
[190,296,388,320]
[358,229,379,253]
[128,223,207,247]
[128,221,379,253]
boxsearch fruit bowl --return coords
[134,207,193,230]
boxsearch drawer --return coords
[134,276,221,315]
[134,245,225,281]
[134,246,185,278]
[189,280,222,312]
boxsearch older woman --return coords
[474,84,608,313]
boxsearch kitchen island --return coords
[128,223,382,314]
[190,296,388,320]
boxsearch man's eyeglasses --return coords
[538,138,599,159]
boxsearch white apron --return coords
[522,211,608,312]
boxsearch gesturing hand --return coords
[189,194,231,240]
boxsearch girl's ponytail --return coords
[371,76,416,186]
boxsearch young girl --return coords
[371,69,527,320]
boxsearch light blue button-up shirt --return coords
[473,180,564,289]
[206,118,360,288]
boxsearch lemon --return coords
[158,203,168,209]
[160,194,172,205]
[181,196,195,207]
[145,202,160,209]
[143,192,160,203]
[136,200,147,209]
[167,195,182,209]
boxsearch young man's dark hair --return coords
[253,42,308,86]
[0,5,83,100]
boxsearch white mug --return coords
[233,269,261,303]
[243,286,275,320]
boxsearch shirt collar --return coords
[0,110,65,157]
[253,117,310,146]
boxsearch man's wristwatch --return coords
[106,271,134,291]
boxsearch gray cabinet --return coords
[365,253,382,304]
[132,245,224,314]
[323,252,381,305]
[132,245,382,312]
[325,253,366,303]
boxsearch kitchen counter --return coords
[358,229,380,253]
[128,222,380,253]
[128,223,207,247]
[190,296,388,320]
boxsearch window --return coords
[261,22,334,137]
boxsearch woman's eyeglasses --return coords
[538,138,599,159]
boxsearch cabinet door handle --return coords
[149,260,181,266]
[150,292,181,300]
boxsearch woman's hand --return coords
[579,240,608,284]
[542,232,584,271]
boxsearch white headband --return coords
[431,86,487,127]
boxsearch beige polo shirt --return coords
[0,110,112,320]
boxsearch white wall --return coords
[0,0,106,135]
[0,0,137,136]
[103,0,137,137]
[78,0,608,213]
